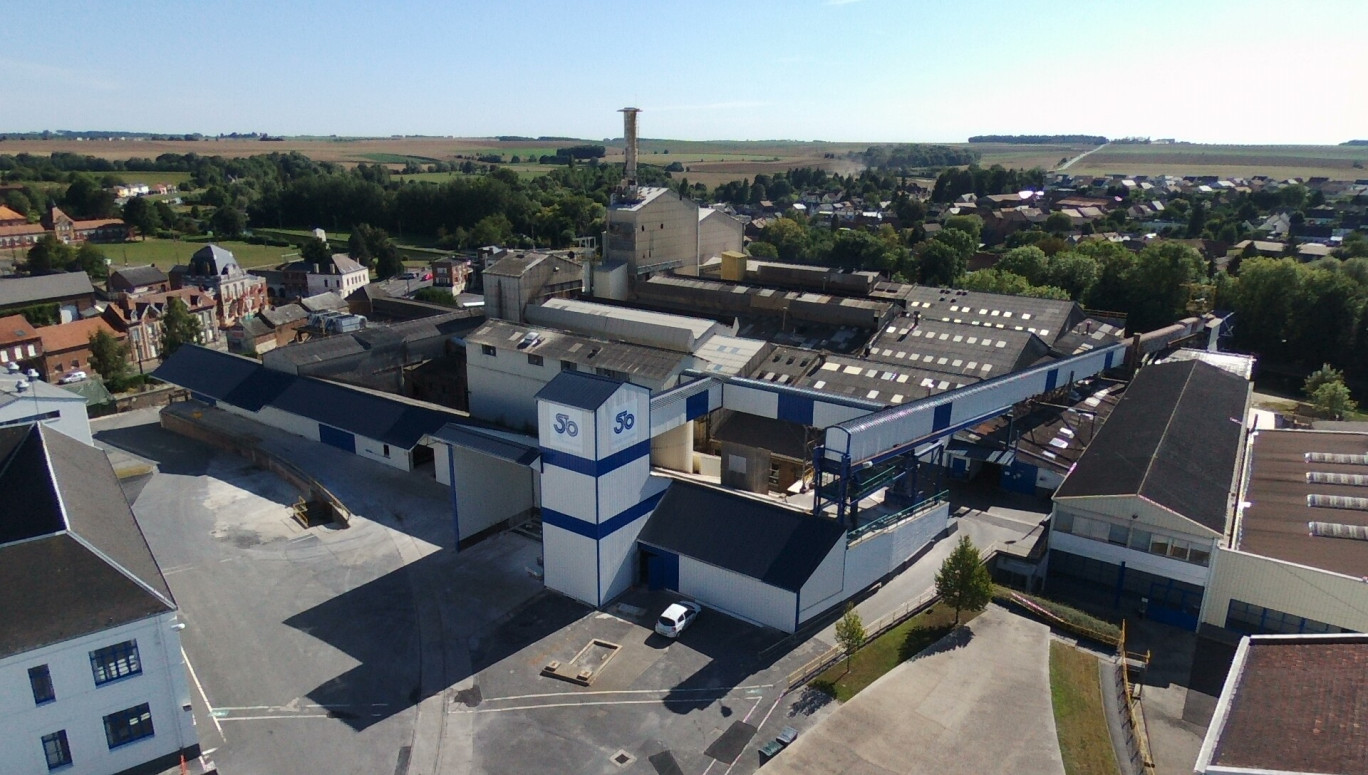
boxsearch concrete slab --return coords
[763,606,1065,775]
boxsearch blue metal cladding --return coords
[540,440,650,478]
[1045,369,1059,392]
[318,424,356,453]
[686,390,710,420]
[1105,350,1116,370]
[645,548,680,590]
[932,402,953,432]
[777,392,815,425]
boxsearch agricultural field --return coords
[1067,143,1368,181]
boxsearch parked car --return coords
[58,371,87,384]
[398,271,419,280]
[655,601,701,638]
[422,271,433,281]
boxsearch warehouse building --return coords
[1047,359,1251,629]
[1199,428,1368,635]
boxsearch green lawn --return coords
[812,604,978,702]
[1050,641,1121,775]
[100,237,297,269]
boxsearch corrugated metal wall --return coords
[678,556,797,632]
[1201,548,1368,632]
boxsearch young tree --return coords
[158,297,204,358]
[1311,381,1358,420]
[934,535,992,625]
[834,604,866,671]
[88,329,133,391]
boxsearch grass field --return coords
[100,237,297,269]
[812,603,978,702]
[1050,641,1121,775]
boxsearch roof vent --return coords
[1309,521,1368,541]
[1306,452,1368,466]
[1307,494,1368,511]
[1307,472,1368,487]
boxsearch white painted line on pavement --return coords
[182,648,223,741]
[481,683,773,703]
[452,697,718,714]
[218,714,332,722]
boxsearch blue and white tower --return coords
[536,372,666,607]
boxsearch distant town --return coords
[2,110,1366,775]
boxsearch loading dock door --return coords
[318,424,356,453]
[641,546,679,591]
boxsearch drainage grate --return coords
[610,750,635,767]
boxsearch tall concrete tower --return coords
[619,107,640,199]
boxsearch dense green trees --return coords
[158,297,203,358]
[1232,258,1368,379]
[88,329,134,391]
[299,236,331,264]
[121,196,160,238]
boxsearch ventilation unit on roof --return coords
[1308,521,1368,541]
[1306,452,1368,466]
[1307,472,1368,487]
[1307,494,1368,511]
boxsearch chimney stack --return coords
[619,107,640,198]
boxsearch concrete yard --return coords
[762,606,1066,775]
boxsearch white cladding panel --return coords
[722,383,779,419]
[595,385,649,457]
[0,394,91,446]
[598,456,652,521]
[539,464,596,522]
[539,400,596,459]
[811,400,876,430]
[1200,548,1368,632]
[354,435,412,471]
[798,541,847,621]
[678,556,797,632]
[449,445,537,538]
[1054,497,1222,540]
[543,525,599,606]
[844,502,950,592]
[1051,531,1213,588]
[0,612,195,775]
[599,513,652,604]
[467,353,550,432]
[254,405,320,441]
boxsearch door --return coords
[641,546,679,591]
[1146,578,1201,631]
[318,424,356,453]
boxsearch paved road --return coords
[765,606,1065,775]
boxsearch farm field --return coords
[1067,143,1368,180]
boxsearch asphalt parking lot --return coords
[95,409,838,775]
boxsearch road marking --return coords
[182,648,223,741]
[161,563,195,575]
[479,684,773,703]
[717,696,767,775]
[218,714,333,722]
[213,703,389,711]
[451,697,719,714]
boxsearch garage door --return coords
[318,424,356,453]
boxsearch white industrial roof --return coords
[693,333,767,376]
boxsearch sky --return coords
[3,0,1365,144]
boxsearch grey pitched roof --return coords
[188,243,240,276]
[300,291,346,312]
[110,265,168,287]
[1055,360,1249,532]
[0,425,175,658]
[427,423,539,465]
[261,303,309,327]
[154,345,470,449]
[638,481,846,592]
[0,272,96,308]
[535,371,627,411]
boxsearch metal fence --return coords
[784,588,939,690]
[1113,621,1156,775]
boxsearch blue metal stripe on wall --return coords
[686,390,710,420]
[1044,369,1059,392]
[542,489,666,541]
[932,402,953,432]
[776,392,815,425]
[540,440,651,478]
[1105,350,1116,370]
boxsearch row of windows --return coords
[1225,599,1348,636]
[1053,512,1211,566]
[38,703,155,770]
[481,346,624,379]
[26,640,142,707]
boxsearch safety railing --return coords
[846,491,947,543]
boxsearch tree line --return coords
[968,135,1107,145]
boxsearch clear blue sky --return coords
[3,0,1364,144]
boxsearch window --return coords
[103,703,154,749]
[560,360,577,372]
[527,354,543,367]
[1052,511,1074,534]
[1107,522,1130,546]
[89,640,141,685]
[382,444,390,457]
[41,730,72,770]
[480,344,496,357]
[1129,529,1152,552]
[29,665,55,705]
